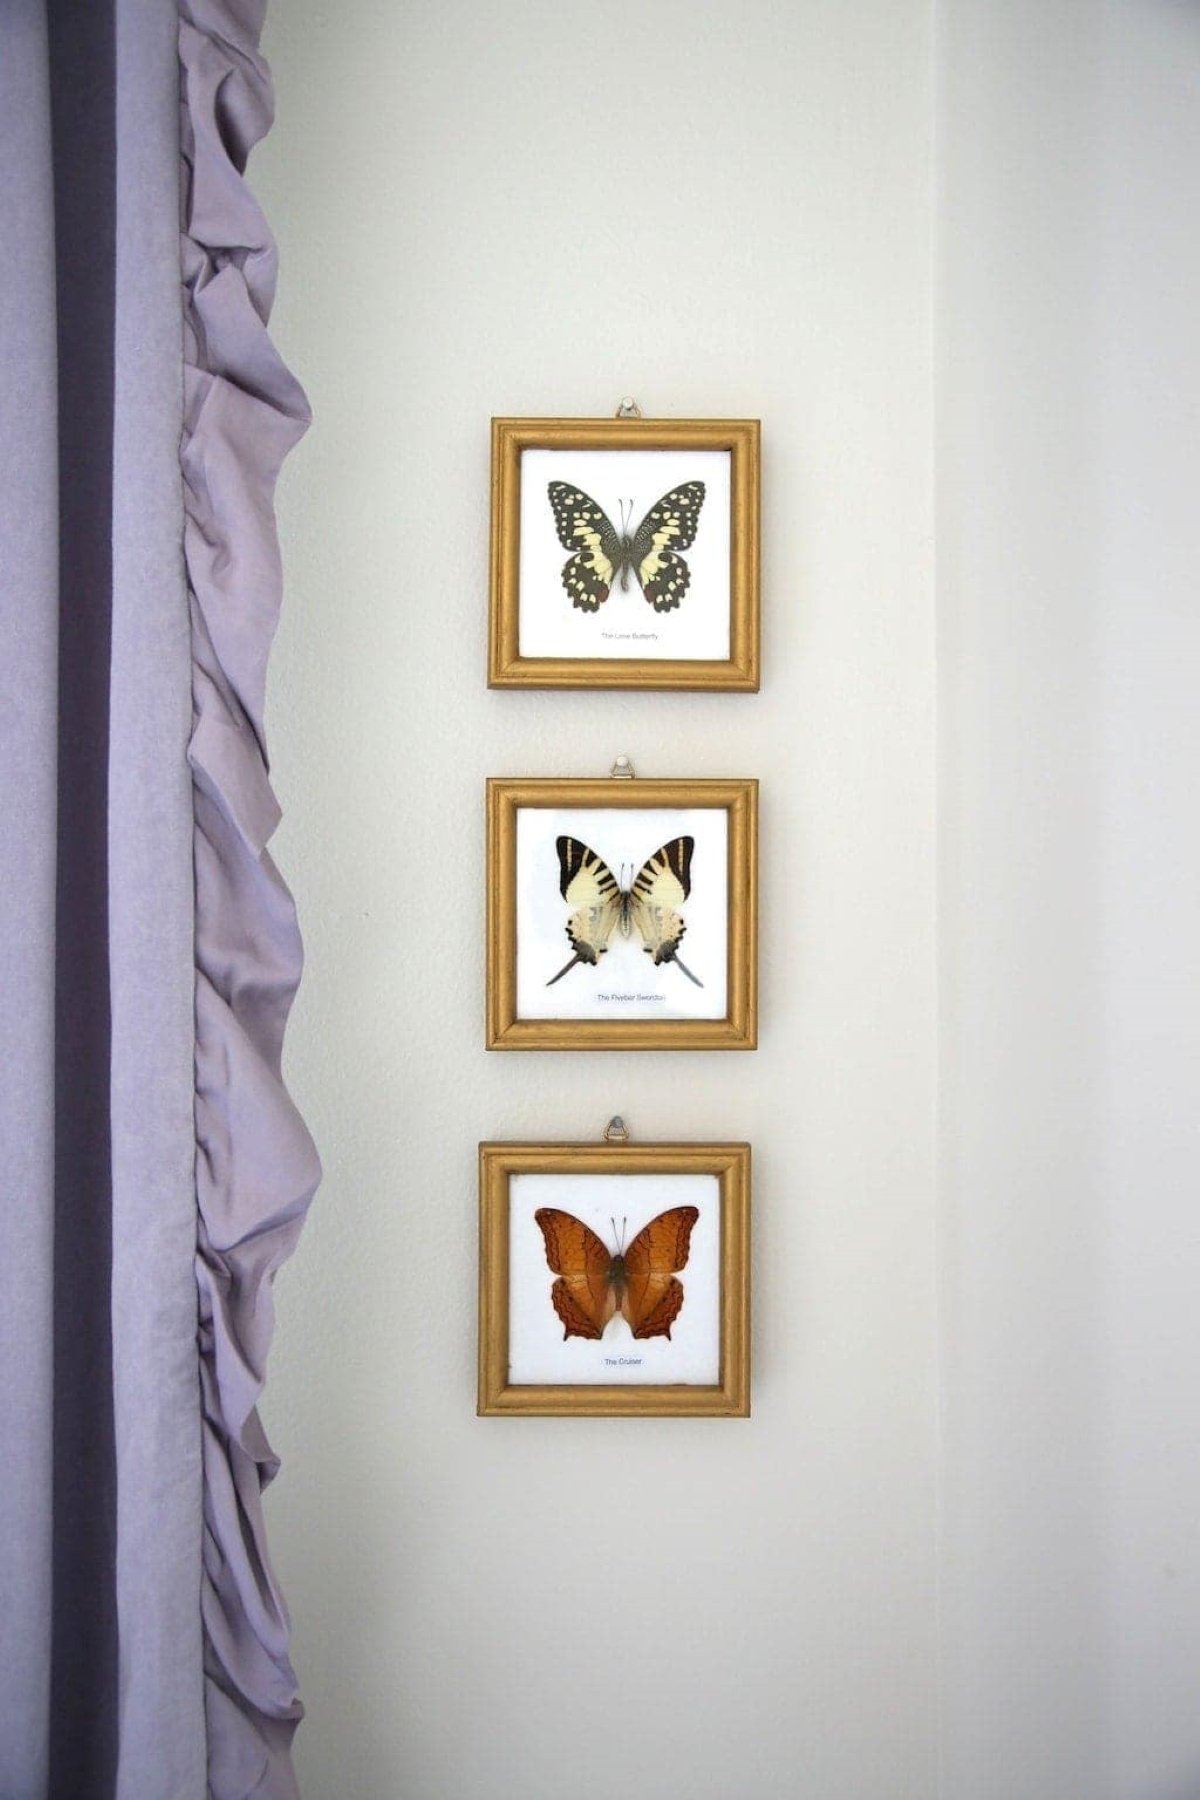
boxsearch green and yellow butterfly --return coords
[548,479,706,613]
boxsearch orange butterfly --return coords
[534,1206,700,1342]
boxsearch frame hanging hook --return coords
[604,1116,631,1143]
[609,754,635,780]
[614,397,643,419]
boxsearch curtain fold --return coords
[110,1,207,1793]
[0,3,316,1793]
[181,5,320,1796]
[0,5,59,1790]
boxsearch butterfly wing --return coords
[535,1208,617,1340]
[548,482,622,611]
[629,481,706,613]
[620,1206,700,1340]
[627,837,701,984]
[546,836,623,985]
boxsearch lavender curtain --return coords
[0,3,317,1795]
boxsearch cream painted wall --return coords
[254,2,937,1796]
[936,3,1200,1796]
[250,4,1200,1794]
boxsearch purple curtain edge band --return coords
[47,1,121,1790]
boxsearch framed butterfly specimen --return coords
[488,417,760,691]
[486,776,758,1050]
[478,1140,751,1417]
[546,834,702,990]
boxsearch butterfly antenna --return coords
[546,952,585,987]
[673,954,704,988]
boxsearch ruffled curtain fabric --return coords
[181,3,320,1793]
[0,2,316,1795]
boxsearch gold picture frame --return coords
[478,1140,751,1418]
[486,775,758,1051]
[488,417,760,691]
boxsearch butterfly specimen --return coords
[534,1206,700,1341]
[546,835,703,988]
[547,479,706,613]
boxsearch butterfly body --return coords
[547,835,702,988]
[534,1206,699,1341]
[548,479,706,613]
